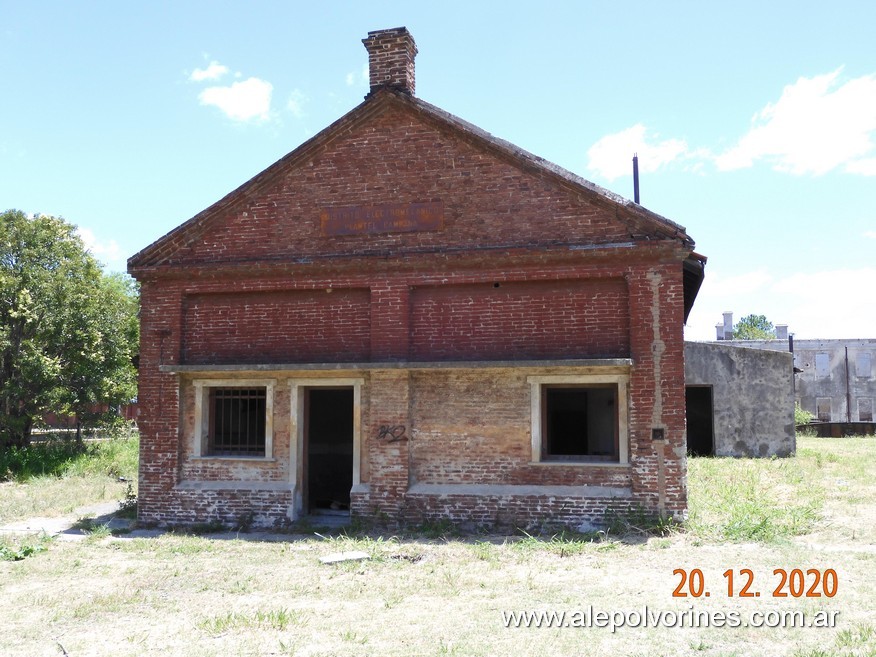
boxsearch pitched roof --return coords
[129,88,694,270]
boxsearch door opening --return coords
[685,386,715,456]
[305,388,354,514]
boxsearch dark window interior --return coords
[543,385,618,461]
[859,398,873,422]
[209,388,266,456]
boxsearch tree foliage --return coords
[0,210,138,447]
[731,314,776,340]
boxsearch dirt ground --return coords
[1,438,874,657]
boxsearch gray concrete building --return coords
[719,338,876,423]
[713,314,876,425]
[684,341,795,457]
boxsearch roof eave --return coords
[129,88,696,272]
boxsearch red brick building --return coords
[128,27,705,530]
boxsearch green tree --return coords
[731,314,776,340]
[0,210,138,447]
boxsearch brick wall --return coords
[162,105,632,268]
[409,369,633,488]
[182,289,371,364]
[132,95,693,530]
[135,257,689,529]
[410,279,629,360]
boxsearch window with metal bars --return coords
[208,388,267,456]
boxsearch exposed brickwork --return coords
[354,370,411,518]
[363,27,417,95]
[409,369,633,488]
[130,29,697,531]
[151,488,293,529]
[410,279,629,361]
[402,493,638,533]
[154,104,634,268]
[181,289,371,364]
[177,378,292,483]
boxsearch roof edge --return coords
[128,90,400,269]
[129,88,695,270]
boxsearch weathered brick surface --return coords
[410,279,628,361]
[402,493,638,532]
[155,105,634,268]
[182,289,371,364]
[131,77,694,530]
[409,369,633,488]
[363,27,418,95]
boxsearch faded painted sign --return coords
[320,201,444,236]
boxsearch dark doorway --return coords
[305,388,354,512]
[685,386,714,456]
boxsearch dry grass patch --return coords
[2,530,873,656]
[1,435,875,656]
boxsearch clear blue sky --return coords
[3,1,874,340]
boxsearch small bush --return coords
[794,402,814,426]
[117,483,138,519]
[0,533,52,561]
[0,434,138,483]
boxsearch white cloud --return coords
[586,124,689,181]
[864,230,876,239]
[847,158,876,175]
[286,89,308,119]
[198,77,273,122]
[189,61,229,82]
[685,266,876,341]
[346,62,368,87]
[702,270,774,298]
[77,227,124,269]
[769,267,876,338]
[715,69,876,175]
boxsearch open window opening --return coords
[529,374,629,465]
[816,397,832,422]
[859,398,873,423]
[542,385,618,461]
[685,385,715,456]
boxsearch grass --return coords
[0,434,138,524]
[0,435,874,656]
[687,454,824,542]
[0,532,53,561]
[688,436,876,545]
[197,608,305,635]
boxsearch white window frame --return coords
[192,378,276,459]
[287,378,363,515]
[528,374,630,465]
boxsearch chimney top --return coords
[363,27,418,96]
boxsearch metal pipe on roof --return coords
[846,347,852,422]
[633,154,640,204]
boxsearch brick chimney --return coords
[363,27,418,96]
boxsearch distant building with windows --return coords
[710,312,876,427]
